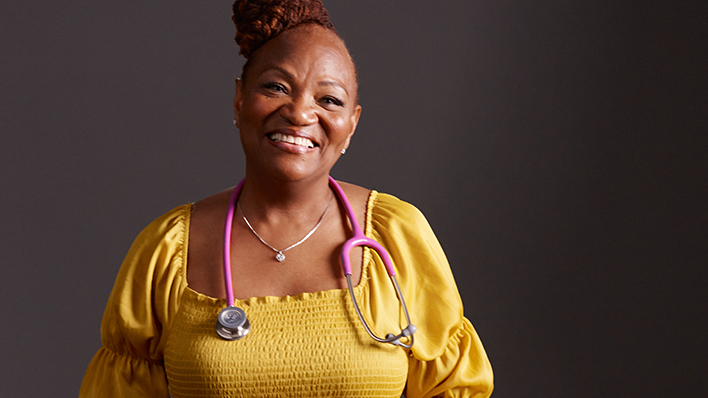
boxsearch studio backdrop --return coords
[1,1,706,397]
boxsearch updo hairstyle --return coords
[232,0,336,60]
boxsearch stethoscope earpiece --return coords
[385,324,417,347]
[216,306,251,340]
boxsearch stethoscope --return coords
[215,176,416,348]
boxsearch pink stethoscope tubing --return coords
[221,176,416,347]
[223,178,245,307]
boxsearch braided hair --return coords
[232,0,336,59]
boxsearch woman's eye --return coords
[262,82,287,93]
[321,96,344,107]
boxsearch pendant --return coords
[275,252,285,262]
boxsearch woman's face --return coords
[234,25,361,183]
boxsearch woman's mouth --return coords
[268,132,315,148]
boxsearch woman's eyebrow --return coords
[262,66,293,79]
[262,66,349,96]
[319,80,348,95]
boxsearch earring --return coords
[233,119,237,125]
[341,148,347,155]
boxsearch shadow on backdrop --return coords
[1,1,706,397]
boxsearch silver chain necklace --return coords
[237,195,334,262]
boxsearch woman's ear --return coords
[348,104,362,138]
[342,104,362,151]
[233,78,244,127]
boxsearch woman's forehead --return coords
[247,25,357,85]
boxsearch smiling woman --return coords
[79,1,493,397]
[234,24,361,184]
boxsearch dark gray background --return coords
[1,1,706,397]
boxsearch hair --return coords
[232,0,336,59]
[231,0,358,102]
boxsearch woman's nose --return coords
[278,96,318,126]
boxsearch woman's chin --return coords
[250,161,330,184]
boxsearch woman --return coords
[80,0,493,397]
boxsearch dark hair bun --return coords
[232,0,335,58]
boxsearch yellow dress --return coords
[80,191,493,397]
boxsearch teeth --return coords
[269,133,315,148]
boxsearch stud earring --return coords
[233,119,237,125]
[341,148,347,155]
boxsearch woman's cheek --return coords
[328,115,348,133]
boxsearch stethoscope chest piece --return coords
[216,306,250,340]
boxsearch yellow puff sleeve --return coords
[366,192,493,398]
[79,205,190,398]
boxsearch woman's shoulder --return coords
[125,189,232,272]
[185,188,235,297]
[336,179,370,203]
[331,179,429,234]
[132,203,192,246]
[336,180,420,214]
[332,179,369,229]
[187,188,233,268]
[190,188,233,235]
[368,190,428,227]
[191,188,233,216]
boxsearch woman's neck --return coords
[237,170,334,225]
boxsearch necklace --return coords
[237,195,334,262]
